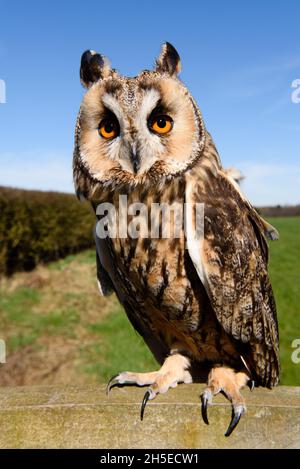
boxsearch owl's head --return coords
[74,42,206,198]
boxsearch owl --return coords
[73,43,280,437]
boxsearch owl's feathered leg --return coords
[201,366,249,437]
[106,353,192,419]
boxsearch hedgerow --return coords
[0,186,95,275]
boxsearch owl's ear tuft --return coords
[80,50,111,88]
[155,42,181,76]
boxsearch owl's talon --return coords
[200,390,211,425]
[106,373,120,395]
[140,387,157,421]
[224,404,245,437]
[140,390,151,421]
[106,356,191,419]
[202,367,248,437]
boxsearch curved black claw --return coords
[200,393,210,425]
[224,405,245,437]
[140,390,151,421]
[248,380,255,392]
[106,373,120,395]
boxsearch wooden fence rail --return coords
[0,384,299,448]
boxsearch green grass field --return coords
[0,217,299,387]
[267,217,300,385]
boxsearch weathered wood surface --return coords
[0,384,299,448]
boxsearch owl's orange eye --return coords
[99,118,120,139]
[149,115,173,135]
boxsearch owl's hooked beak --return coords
[129,145,141,174]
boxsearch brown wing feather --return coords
[186,160,280,388]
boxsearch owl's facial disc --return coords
[98,87,167,175]
[75,43,206,192]
[77,43,205,188]
[79,76,199,183]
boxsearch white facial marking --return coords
[133,89,165,173]
[102,93,124,126]
[138,88,160,122]
[100,93,126,165]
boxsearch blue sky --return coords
[0,0,299,206]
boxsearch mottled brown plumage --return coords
[73,43,279,436]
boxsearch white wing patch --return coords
[185,177,210,293]
[97,279,105,296]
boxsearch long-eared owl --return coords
[73,43,279,437]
